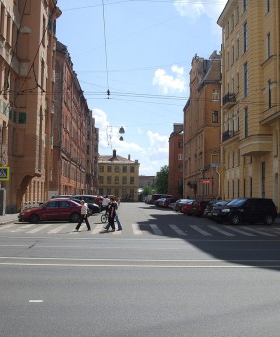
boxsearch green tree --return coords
[155,165,169,194]
[142,184,154,196]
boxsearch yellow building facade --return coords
[98,150,139,201]
[218,0,280,209]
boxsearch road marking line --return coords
[207,225,235,236]
[48,224,69,234]
[29,300,43,303]
[240,227,275,236]
[26,224,54,233]
[169,224,187,235]
[0,224,16,231]
[150,224,163,235]
[91,224,104,234]
[223,226,256,236]
[132,224,142,235]
[189,225,212,236]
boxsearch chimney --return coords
[113,149,116,158]
[128,154,131,160]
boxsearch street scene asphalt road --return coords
[1,202,280,337]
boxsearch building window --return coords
[107,176,111,184]
[236,38,239,59]
[244,62,248,97]
[212,89,219,101]
[130,166,135,173]
[267,32,271,59]
[130,177,134,184]
[178,154,183,160]
[266,0,270,13]
[243,0,247,12]
[273,130,279,157]
[212,111,218,123]
[107,166,111,173]
[99,166,104,173]
[268,80,272,109]
[244,107,248,137]
[115,165,119,173]
[123,166,127,173]
[243,22,248,53]
[18,112,26,124]
[211,154,219,165]
[115,176,119,184]
[178,140,183,148]
[122,177,127,184]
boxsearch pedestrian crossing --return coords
[0,222,280,238]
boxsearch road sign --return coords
[0,166,10,181]
[202,179,211,184]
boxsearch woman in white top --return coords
[75,200,91,231]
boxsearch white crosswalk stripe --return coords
[223,225,256,236]
[0,222,279,238]
[48,224,69,234]
[189,225,212,236]
[150,224,163,236]
[240,226,276,237]
[132,223,142,235]
[207,225,235,236]
[169,224,187,236]
[26,224,54,233]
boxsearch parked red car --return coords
[18,198,84,224]
[181,200,195,215]
[189,200,209,217]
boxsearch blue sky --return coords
[56,0,227,176]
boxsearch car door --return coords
[40,200,59,221]
[58,200,75,220]
[242,199,259,223]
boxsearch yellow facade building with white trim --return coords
[218,0,280,210]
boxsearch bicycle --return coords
[100,212,108,223]
[100,211,117,224]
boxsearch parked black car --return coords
[206,200,229,219]
[211,198,277,225]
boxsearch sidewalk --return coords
[0,213,19,226]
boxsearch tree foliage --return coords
[155,165,169,194]
[142,184,154,196]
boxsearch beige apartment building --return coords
[98,150,139,201]
[51,41,99,196]
[218,0,280,209]
[183,52,222,200]
[0,1,61,212]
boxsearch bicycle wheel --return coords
[101,214,107,223]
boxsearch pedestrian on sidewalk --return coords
[75,200,91,231]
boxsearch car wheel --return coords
[29,214,39,224]
[229,214,241,225]
[70,212,80,223]
[263,215,273,225]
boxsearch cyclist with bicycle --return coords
[102,195,110,215]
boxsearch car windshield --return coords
[227,198,246,206]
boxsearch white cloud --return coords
[173,0,227,22]
[153,65,186,94]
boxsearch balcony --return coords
[222,130,234,142]
[222,93,236,110]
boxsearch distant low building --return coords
[98,150,139,201]
[139,176,155,188]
